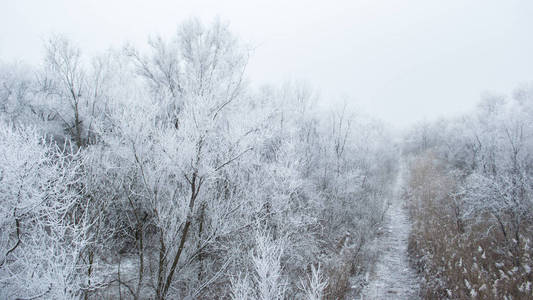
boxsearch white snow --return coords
[357,163,420,299]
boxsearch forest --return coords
[1,18,532,300]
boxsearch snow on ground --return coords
[356,163,420,300]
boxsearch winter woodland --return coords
[1,18,532,299]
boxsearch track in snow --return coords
[357,164,420,300]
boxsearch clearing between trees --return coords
[358,163,420,299]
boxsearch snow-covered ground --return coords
[357,164,420,300]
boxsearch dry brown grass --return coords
[406,153,533,299]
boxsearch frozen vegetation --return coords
[1,17,532,300]
[0,19,397,299]
[403,89,533,299]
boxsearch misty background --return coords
[2,0,532,128]
[2,1,533,299]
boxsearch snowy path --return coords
[357,165,420,300]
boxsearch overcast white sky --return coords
[1,0,532,128]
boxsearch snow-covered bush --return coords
[0,123,90,299]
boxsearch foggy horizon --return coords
[2,0,532,128]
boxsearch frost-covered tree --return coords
[0,123,92,299]
[404,85,533,298]
[0,18,399,300]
